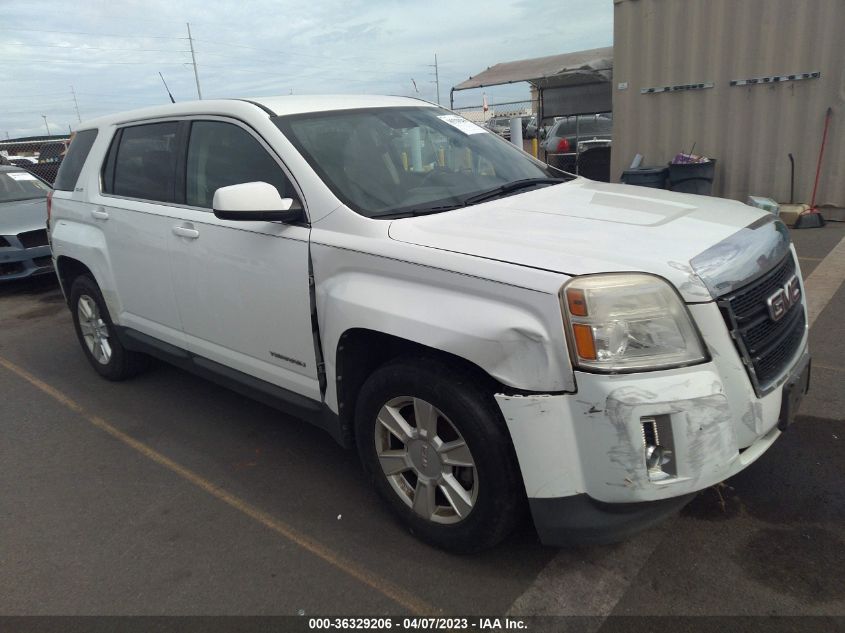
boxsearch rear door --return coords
[95,121,187,348]
[166,118,320,401]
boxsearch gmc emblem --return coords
[766,275,801,322]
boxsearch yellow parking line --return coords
[0,355,436,616]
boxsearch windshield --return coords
[273,107,568,218]
[0,170,50,203]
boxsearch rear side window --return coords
[108,122,179,203]
[53,129,98,191]
[185,121,292,208]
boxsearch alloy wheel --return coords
[77,294,112,365]
[374,396,478,524]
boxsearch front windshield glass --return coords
[274,107,569,218]
[0,170,50,203]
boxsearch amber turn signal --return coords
[572,323,597,360]
[565,288,588,316]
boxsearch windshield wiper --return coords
[460,178,568,206]
[372,203,464,219]
[372,177,568,219]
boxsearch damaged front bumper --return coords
[496,309,809,546]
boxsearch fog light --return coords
[641,416,676,481]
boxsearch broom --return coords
[794,107,832,229]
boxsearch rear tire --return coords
[355,356,523,553]
[70,275,149,381]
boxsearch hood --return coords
[0,198,48,237]
[388,178,775,302]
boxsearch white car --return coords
[48,96,810,552]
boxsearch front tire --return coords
[70,275,149,381]
[355,356,523,553]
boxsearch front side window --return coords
[0,170,50,203]
[274,107,566,218]
[186,121,291,209]
[111,122,179,203]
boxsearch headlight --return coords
[561,273,708,372]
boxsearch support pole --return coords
[509,116,523,148]
[70,86,82,123]
[431,53,441,105]
[187,22,203,100]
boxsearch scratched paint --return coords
[603,386,735,490]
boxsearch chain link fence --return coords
[451,100,613,180]
[452,100,541,156]
[0,136,71,185]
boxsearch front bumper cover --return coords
[529,492,696,546]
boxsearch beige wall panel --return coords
[612,0,844,206]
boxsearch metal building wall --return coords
[612,0,844,207]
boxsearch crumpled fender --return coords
[311,243,575,413]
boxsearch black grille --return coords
[18,229,49,249]
[719,253,806,392]
[33,256,53,268]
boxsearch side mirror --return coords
[212,182,304,223]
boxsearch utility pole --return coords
[41,115,51,136]
[186,22,203,100]
[429,53,441,105]
[70,85,82,123]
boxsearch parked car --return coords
[50,96,810,552]
[9,158,38,169]
[541,114,613,154]
[484,115,512,139]
[0,166,54,281]
[38,141,68,165]
[2,155,38,165]
[485,114,537,140]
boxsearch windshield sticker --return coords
[7,172,38,181]
[437,115,488,135]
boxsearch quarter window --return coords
[111,122,179,203]
[186,121,291,209]
[54,129,98,191]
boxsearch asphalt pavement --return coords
[0,224,843,626]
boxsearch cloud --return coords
[0,0,611,137]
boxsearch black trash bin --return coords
[547,153,577,174]
[668,159,716,195]
[577,146,611,182]
[620,166,668,189]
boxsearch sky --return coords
[1,0,612,138]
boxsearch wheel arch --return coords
[334,328,500,447]
[55,256,95,305]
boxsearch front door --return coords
[167,119,320,401]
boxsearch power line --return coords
[0,26,185,39]
[191,37,424,71]
[5,59,196,65]
[1,42,191,53]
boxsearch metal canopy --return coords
[452,46,613,92]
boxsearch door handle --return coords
[172,225,200,239]
[90,209,109,220]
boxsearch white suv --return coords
[49,96,810,552]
